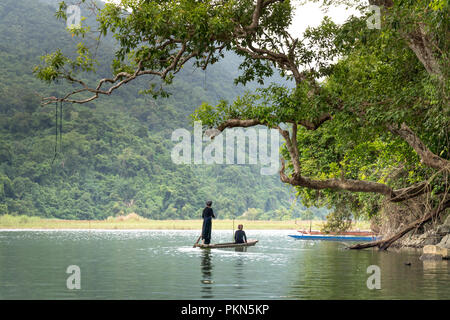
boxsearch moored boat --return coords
[289,234,380,241]
[297,230,377,237]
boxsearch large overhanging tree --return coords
[35,0,449,249]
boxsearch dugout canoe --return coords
[194,240,258,249]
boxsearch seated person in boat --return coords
[234,224,247,244]
[201,200,215,245]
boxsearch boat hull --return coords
[289,234,380,241]
[298,230,377,237]
[194,240,258,249]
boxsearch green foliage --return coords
[192,0,449,227]
[241,208,263,220]
[321,210,353,234]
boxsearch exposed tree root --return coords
[349,199,450,250]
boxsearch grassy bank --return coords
[0,214,371,230]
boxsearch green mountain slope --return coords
[0,0,328,220]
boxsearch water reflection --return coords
[422,259,449,300]
[422,259,449,272]
[233,248,247,291]
[200,250,214,298]
[287,241,380,299]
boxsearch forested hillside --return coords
[0,0,328,220]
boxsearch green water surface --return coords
[0,230,448,299]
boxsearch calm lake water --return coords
[0,229,448,299]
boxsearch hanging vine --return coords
[51,101,64,165]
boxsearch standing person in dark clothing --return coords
[234,224,247,244]
[201,201,215,245]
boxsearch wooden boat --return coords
[298,230,377,237]
[194,239,258,249]
[289,234,380,241]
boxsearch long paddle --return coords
[232,217,235,242]
[193,235,202,248]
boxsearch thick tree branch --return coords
[279,161,393,196]
[216,119,264,131]
[297,113,332,130]
[42,41,198,105]
[277,125,301,174]
[246,0,285,32]
[369,0,445,80]
[388,123,450,172]
[279,160,434,203]
[401,26,444,80]
[215,113,332,133]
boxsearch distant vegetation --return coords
[0,213,371,230]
